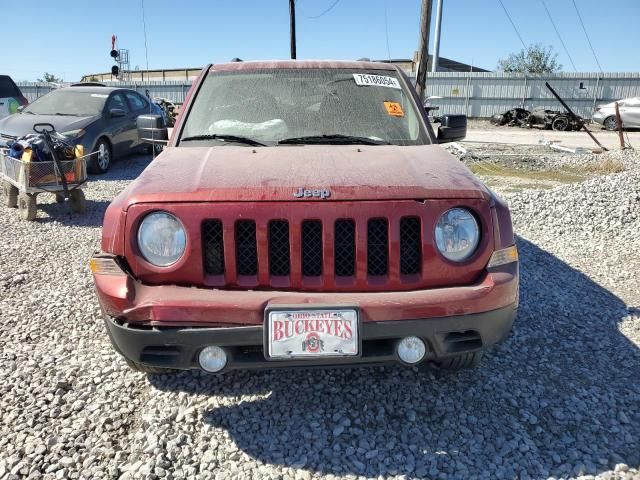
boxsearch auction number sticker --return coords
[353,74,401,89]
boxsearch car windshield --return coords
[23,90,107,116]
[180,68,429,146]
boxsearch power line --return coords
[308,0,341,19]
[540,0,576,71]
[571,0,603,72]
[497,0,527,49]
[384,0,391,60]
[141,0,150,71]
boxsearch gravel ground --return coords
[1,151,639,480]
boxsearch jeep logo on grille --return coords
[293,187,331,199]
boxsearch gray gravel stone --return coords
[0,151,639,480]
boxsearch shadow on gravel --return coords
[97,153,153,182]
[36,200,112,227]
[149,237,639,479]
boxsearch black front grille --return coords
[202,214,424,286]
[302,220,323,276]
[334,219,355,276]
[268,220,290,276]
[400,217,422,274]
[367,218,388,276]
[203,220,225,274]
[235,220,258,275]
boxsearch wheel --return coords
[146,143,164,156]
[552,116,570,131]
[604,115,619,131]
[437,351,484,370]
[88,138,112,174]
[17,193,37,221]
[3,181,18,208]
[124,358,175,374]
[55,193,65,203]
[69,189,86,213]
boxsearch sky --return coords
[4,0,639,82]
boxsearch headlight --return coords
[60,128,86,138]
[435,208,480,262]
[137,211,187,267]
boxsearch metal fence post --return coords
[592,76,601,112]
[521,75,527,109]
[465,75,471,116]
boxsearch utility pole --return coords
[415,0,433,101]
[289,0,297,59]
[431,0,443,72]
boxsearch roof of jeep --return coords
[210,60,398,72]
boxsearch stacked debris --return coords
[490,107,584,131]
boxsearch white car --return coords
[592,97,640,130]
[0,75,28,119]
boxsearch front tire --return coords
[69,189,86,213]
[437,351,484,370]
[124,358,175,374]
[3,181,18,208]
[604,115,619,131]
[88,139,112,174]
[18,193,37,221]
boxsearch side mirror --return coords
[437,114,467,143]
[137,114,168,145]
[110,108,126,118]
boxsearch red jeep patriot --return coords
[91,60,518,374]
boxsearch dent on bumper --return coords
[93,263,519,326]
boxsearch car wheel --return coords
[124,358,175,374]
[604,115,619,131]
[437,351,484,370]
[17,193,37,221]
[69,189,86,213]
[552,116,569,131]
[89,139,112,174]
[3,181,18,208]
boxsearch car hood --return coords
[119,145,490,206]
[0,113,96,140]
[116,145,490,209]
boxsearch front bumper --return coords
[104,303,517,371]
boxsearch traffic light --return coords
[111,65,120,77]
[110,49,119,59]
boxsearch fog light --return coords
[198,346,227,373]
[397,336,427,364]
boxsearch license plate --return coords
[266,308,359,359]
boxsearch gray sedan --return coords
[592,97,640,131]
[0,86,162,173]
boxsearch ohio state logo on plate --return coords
[267,308,359,359]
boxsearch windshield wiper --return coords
[53,112,80,116]
[278,134,391,145]
[180,134,266,146]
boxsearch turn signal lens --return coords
[89,257,124,275]
[487,245,518,269]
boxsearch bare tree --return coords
[497,43,562,74]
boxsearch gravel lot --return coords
[1,147,639,480]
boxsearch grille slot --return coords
[235,220,258,275]
[302,220,323,276]
[367,218,389,276]
[400,216,422,274]
[202,220,225,275]
[334,219,355,276]
[268,220,290,276]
